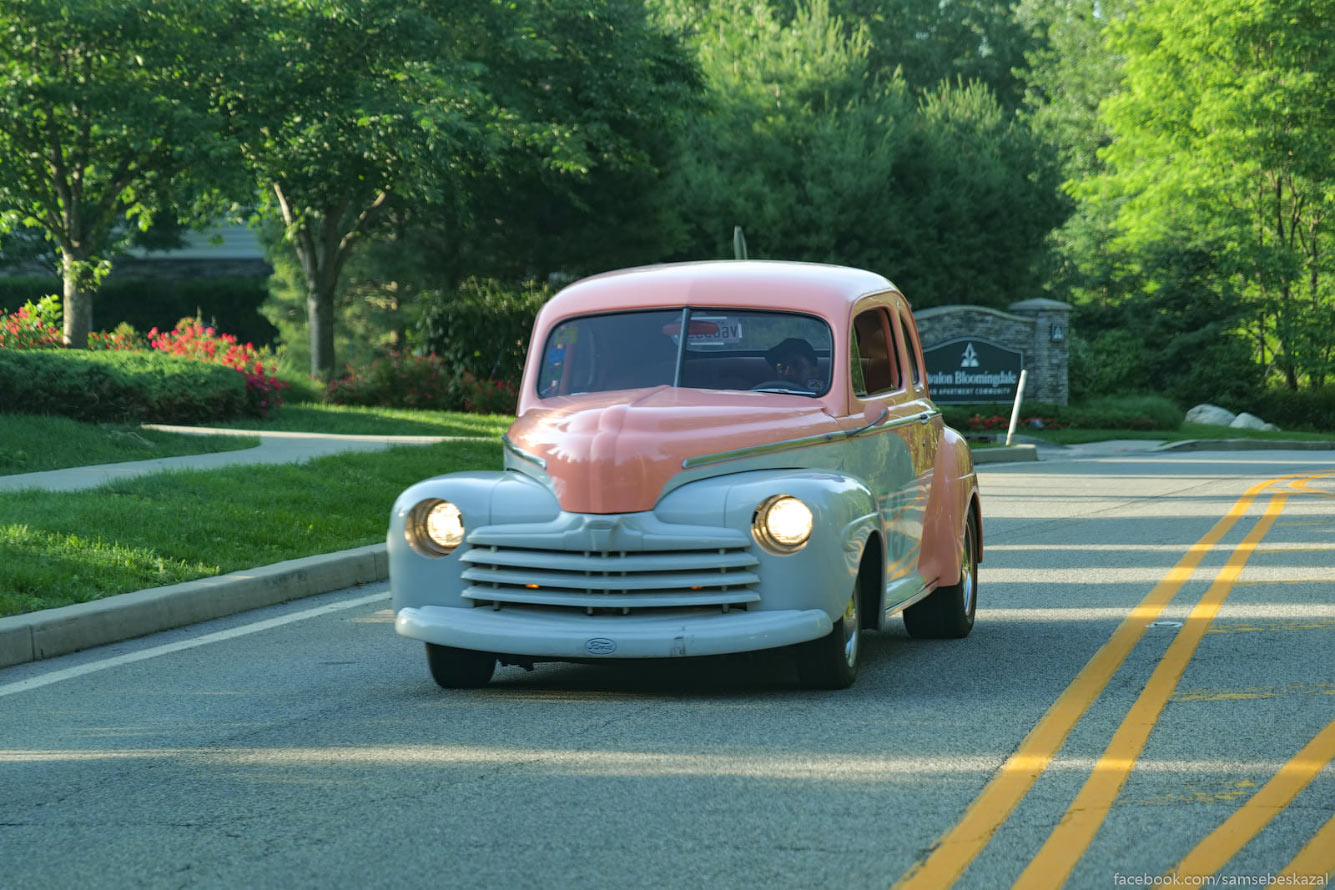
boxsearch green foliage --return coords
[1085,0,1335,390]
[0,295,63,348]
[415,279,550,383]
[1238,388,1335,433]
[655,0,1065,309]
[324,353,519,415]
[941,395,1185,431]
[0,349,247,424]
[0,0,244,346]
[232,0,697,379]
[0,276,276,347]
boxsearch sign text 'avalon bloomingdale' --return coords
[922,337,1024,404]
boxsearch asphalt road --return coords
[1,449,1332,890]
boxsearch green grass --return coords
[0,414,258,476]
[0,439,502,618]
[208,403,513,438]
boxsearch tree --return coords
[0,0,241,347]
[1087,0,1335,389]
[781,0,1040,109]
[234,0,697,380]
[654,0,1065,309]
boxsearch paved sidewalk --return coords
[0,424,486,493]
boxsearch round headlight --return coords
[753,495,813,554]
[407,499,465,556]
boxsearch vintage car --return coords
[389,261,981,689]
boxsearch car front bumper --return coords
[395,605,833,659]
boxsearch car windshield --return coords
[536,308,834,399]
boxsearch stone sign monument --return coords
[913,298,1071,405]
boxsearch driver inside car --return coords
[764,337,824,392]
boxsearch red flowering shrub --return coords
[147,317,288,417]
[325,353,516,415]
[967,414,1009,432]
[0,297,63,349]
[459,372,518,415]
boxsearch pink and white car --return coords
[389,261,981,689]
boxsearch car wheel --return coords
[425,643,496,689]
[904,510,978,639]
[796,586,860,690]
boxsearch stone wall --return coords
[914,298,1071,404]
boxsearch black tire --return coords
[425,643,496,689]
[904,510,978,640]
[796,587,860,690]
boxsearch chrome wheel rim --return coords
[960,525,976,614]
[841,592,859,668]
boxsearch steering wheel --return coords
[750,379,807,391]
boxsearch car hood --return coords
[506,386,839,514]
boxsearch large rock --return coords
[1186,403,1237,426]
[1230,412,1278,431]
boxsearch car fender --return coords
[659,469,880,620]
[918,426,981,588]
[389,471,560,612]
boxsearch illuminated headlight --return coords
[752,495,813,554]
[406,499,465,557]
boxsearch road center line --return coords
[891,471,1327,890]
[1011,492,1289,890]
[0,590,390,699]
[1170,718,1335,879]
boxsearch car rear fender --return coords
[918,427,981,588]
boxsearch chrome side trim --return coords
[502,435,546,470]
[681,409,940,469]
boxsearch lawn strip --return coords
[0,438,502,617]
[0,414,259,475]
[208,403,513,438]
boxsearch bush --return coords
[0,349,247,423]
[1064,394,1184,430]
[0,296,63,349]
[1238,387,1335,433]
[941,394,1184,432]
[147,317,288,417]
[326,353,458,410]
[414,278,550,384]
[324,353,518,415]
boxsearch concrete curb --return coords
[1159,438,1335,452]
[970,444,1039,464]
[0,544,388,670]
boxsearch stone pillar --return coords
[1007,298,1072,406]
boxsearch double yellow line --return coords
[894,470,1335,890]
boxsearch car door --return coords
[843,300,931,613]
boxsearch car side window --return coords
[851,308,900,396]
[896,311,923,388]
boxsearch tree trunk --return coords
[307,281,337,381]
[61,250,92,349]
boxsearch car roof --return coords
[543,260,899,321]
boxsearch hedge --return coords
[0,275,277,348]
[1238,387,1335,433]
[0,349,247,424]
[940,394,1185,432]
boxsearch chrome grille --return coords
[460,545,760,613]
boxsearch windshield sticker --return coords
[664,316,743,347]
